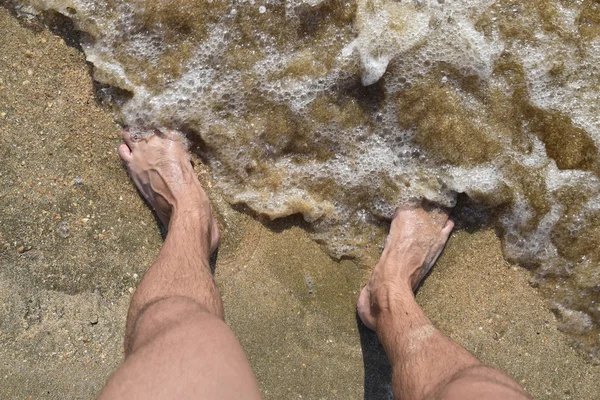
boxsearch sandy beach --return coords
[1,7,599,399]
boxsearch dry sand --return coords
[1,7,599,399]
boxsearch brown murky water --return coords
[14,0,600,362]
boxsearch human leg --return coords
[98,131,262,400]
[357,207,530,400]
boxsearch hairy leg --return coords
[98,131,262,400]
[357,207,530,400]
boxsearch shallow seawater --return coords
[14,0,600,362]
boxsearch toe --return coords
[118,143,133,162]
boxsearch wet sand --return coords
[1,7,599,399]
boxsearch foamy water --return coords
[16,0,600,362]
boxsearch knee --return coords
[432,366,529,400]
[127,296,224,355]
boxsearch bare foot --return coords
[357,206,454,330]
[118,130,220,253]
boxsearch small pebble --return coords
[304,275,315,297]
[17,246,31,253]
[57,221,70,238]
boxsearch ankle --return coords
[170,188,208,214]
[378,250,427,291]
[373,254,419,291]
[369,281,414,321]
[169,205,211,229]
